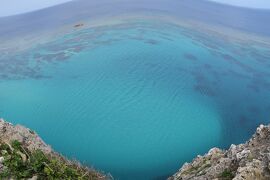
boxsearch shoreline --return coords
[169,124,270,179]
[0,118,110,179]
[1,118,270,179]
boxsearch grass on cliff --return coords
[220,169,234,180]
[0,140,104,179]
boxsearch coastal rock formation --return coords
[0,119,108,179]
[170,124,270,180]
[0,119,52,154]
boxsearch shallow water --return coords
[1,21,270,179]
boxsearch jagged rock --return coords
[234,159,265,180]
[0,157,4,163]
[0,156,4,173]
[28,175,38,180]
[17,151,27,163]
[169,124,270,180]
[0,118,108,179]
[0,118,51,154]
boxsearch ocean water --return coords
[1,20,270,179]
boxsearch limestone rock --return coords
[0,118,51,154]
[0,157,4,163]
[0,118,107,179]
[169,124,270,180]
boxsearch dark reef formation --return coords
[0,119,109,179]
[169,124,270,180]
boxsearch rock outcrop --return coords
[0,119,52,154]
[170,124,270,180]
[0,118,109,179]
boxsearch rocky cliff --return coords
[2,118,269,180]
[170,124,270,180]
[0,118,109,179]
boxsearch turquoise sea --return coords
[0,20,270,179]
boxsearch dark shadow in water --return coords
[183,53,198,62]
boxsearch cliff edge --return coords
[0,118,109,179]
[170,124,270,180]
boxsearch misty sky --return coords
[1,0,270,17]
[0,0,72,17]
[210,0,270,9]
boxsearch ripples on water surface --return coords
[0,20,270,179]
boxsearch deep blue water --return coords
[1,20,270,179]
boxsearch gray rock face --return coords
[0,118,108,179]
[0,156,4,173]
[0,118,52,154]
[170,124,270,180]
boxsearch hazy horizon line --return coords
[1,0,270,18]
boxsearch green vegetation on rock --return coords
[220,169,234,179]
[0,140,104,179]
[170,125,270,179]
